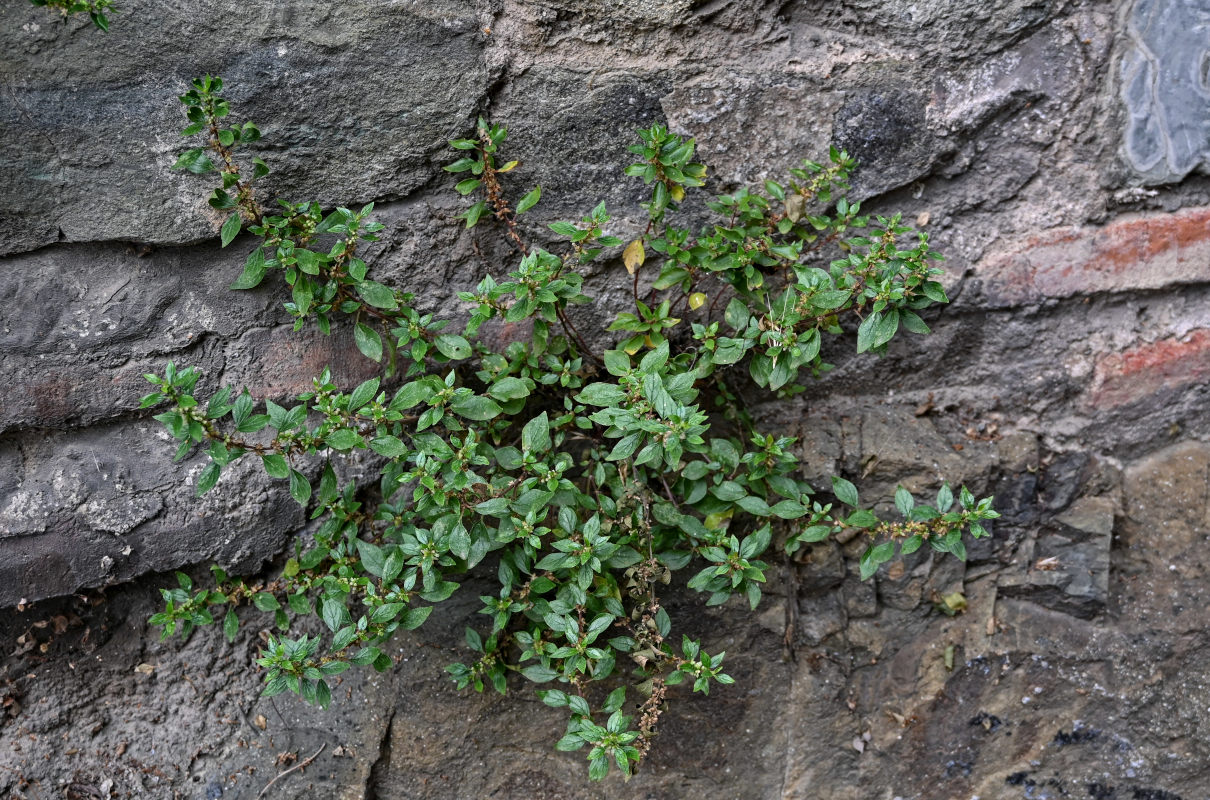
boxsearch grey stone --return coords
[1000,495,1115,617]
[1120,0,1210,180]
[0,1,494,255]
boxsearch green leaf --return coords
[370,435,409,458]
[724,298,750,330]
[196,462,220,496]
[922,281,949,303]
[895,486,914,517]
[845,509,878,528]
[900,310,930,334]
[487,377,530,401]
[223,608,238,642]
[521,664,557,682]
[856,312,880,354]
[391,381,434,411]
[356,281,398,310]
[462,200,487,228]
[936,483,954,512]
[219,213,241,248]
[289,469,311,506]
[261,454,289,479]
[400,606,433,630]
[331,626,358,652]
[736,496,771,516]
[325,429,364,451]
[516,185,541,215]
[450,395,503,421]
[859,541,895,580]
[522,412,551,453]
[321,598,351,632]
[434,334,472,360]
[253,592,280,612]
[812,289,850,310]
[291,277,314,316]
[770,500,807,519]
[356,540,386,577]
[355,323,383,362]
[295,249,321,275]
[872,309,900,348]
[830,476,858,507]
[348,377,380,412]
[230,247,267,290]
[577,382,625,406]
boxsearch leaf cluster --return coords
[143,77,999,782]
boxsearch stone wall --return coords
[3,0,1210,798]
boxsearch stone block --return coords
[975,207,1210,307]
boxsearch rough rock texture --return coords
[4,0,1210,797]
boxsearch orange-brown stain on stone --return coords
[978,207,1210,305]
[1090,328,1210,408]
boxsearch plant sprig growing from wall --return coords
[143,76,999,781]
[29,0,114,31]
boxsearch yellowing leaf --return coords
[688,292,706,310]
[623,340,643,355]
[669,184,685,202]
[623,239,645,275]
[785,194,805,223]
[941,591,967,614]
[498,160,519,173]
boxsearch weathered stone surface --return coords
[0,1,493,255]
[974,206,1210,307]
[5,0,1210,798]
[1090,327,1210,409]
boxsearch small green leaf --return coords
[261,454,289,479]
[522,412,551,453]
[434,334,472,360]
[253,593,280,612]
[516,185,541,215]
[521,664,557,682]
[196,462,220,496]
[356,281,398,310]
[355,323,383,362]
[348,377,381,412]
[370,436,409,458]
[487,377,530,401]
[219,213,241,248]
[289,469,311,505]
[937,483,954,512]
[230,247,267,290]
[450,395,503,421]
[830,476,859,507]
[325,429,364,451]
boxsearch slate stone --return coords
[1120,0,1210,181]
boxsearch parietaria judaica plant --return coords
[142,75,1000,782]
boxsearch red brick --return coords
[1089,328,1210,408]
[978,207,1210,305]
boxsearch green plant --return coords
[29,0,114,31]
[143,76,999,781]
